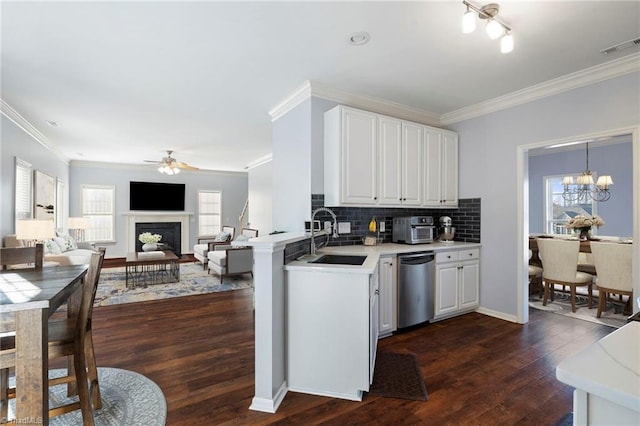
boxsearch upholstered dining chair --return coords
[0,248,106,425]
[0,244,44,270]
[193,226,235,270]
[207,228,258,283]
[590,241,633,318]
[537,239,594,313]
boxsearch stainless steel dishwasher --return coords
[397,251,435,328]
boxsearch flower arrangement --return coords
[565,214,605,230]
[138,232,162,244]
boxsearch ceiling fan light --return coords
[500,33,513,53]
[462,10,476,34]
[486,19,504,40]
[173,167,180,174]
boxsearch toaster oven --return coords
[392,216,435,244]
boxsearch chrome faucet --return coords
[310,207,338,255]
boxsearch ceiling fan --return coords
[144,150,199,174]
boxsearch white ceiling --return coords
[2,1,639,172]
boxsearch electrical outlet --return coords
[338,222,351,234]
[379,221,385,232]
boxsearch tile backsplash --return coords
[284,196,481,263]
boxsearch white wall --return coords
[1,115,70,237]
[248,160,273,236]
[272,98,312,232]
[451,71,640,318]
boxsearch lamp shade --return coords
[596,175,614,188]
[500,33,514,53]
[462,10,476,34]
[562,176,574,185]
[68,217,91,229]
[577,174,594,185]
[486,19,504,40]
[16,219,55,241]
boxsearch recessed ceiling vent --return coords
[600,37,640,55]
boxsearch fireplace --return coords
[135,222,182,256]
[123,211,193,256]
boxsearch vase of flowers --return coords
[565,215,604,241]
[139,232,162,251]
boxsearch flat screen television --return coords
[130,181,185,211]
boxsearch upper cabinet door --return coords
[401,122,423,205]
[423,128,442,206]
[441,132,458,207]
[341,107,378,204]
[378,116,402,205]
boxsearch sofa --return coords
[3,233,96,266]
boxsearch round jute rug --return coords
[8,367,166,426]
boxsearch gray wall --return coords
[529,141,633,237]
[451,71,639,318]
[1,115,70,237]
[70,162,247,258]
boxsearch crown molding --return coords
[440,52,640,126]
[269,80,441,126]
[1,98,52,150]
[244,153,273,170]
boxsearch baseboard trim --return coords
[476,307,519,323]
[249,381,288,413]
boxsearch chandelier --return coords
[561,142,613,203]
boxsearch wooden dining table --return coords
[0,264,88,425]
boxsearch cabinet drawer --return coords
[436,251,459,263]
[459,248,479,261]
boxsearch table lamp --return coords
[16,219,55,246]
[68,217,91,242]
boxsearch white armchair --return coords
[206,228,258,282]
[193,226,235,270]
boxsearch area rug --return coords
[7,367,166,425]
[529,290,627,329]
[366,351,428,401]
[94,262,252,306]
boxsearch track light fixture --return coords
[461,1,513,53]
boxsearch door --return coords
[441,132,458,206]
[378,256,397,336]
[423,128,442,206]
[341,107,378,204]
[460,261,480,309]
[401,122,423,205]
[378,116,402,205]
[435,264,459,316]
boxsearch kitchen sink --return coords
[308,254,367,266]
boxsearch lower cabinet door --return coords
[460,261,480,309]
[435,265,459,317]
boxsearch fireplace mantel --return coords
[124,211,193,254]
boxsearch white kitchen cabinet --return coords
[325,105,454,208]
[433,248,479,321]
[286,265,379,401]
[324,105,378,206]
[378,118,423,206]
[423,128,458,208]
[378,255,397,337]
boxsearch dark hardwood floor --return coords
[80,290,614,425]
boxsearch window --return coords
[15,158,32,228]
[198,190,221,236]
[81,185,115,242]
[544,175,597,235]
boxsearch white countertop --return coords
[556,321,640,412]
[284,241,481,274]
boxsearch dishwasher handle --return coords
[399,252,435,265]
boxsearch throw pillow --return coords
[53,237,67,252]
[214,231,230,242]
[44,239,62,255]
[235,234,249,242]
[62,234,78,251]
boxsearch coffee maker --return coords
[439,216,455,243]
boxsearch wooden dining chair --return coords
[537,239,594,313]
[0,248,106,425]
[0,244,44,270]
[590,242,633,318]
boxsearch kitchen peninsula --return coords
[284,240,481,400]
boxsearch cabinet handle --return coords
[373,196,377,200]
[375,290,379,295]
[468,253,473,256]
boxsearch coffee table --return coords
[125,250,180,288]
